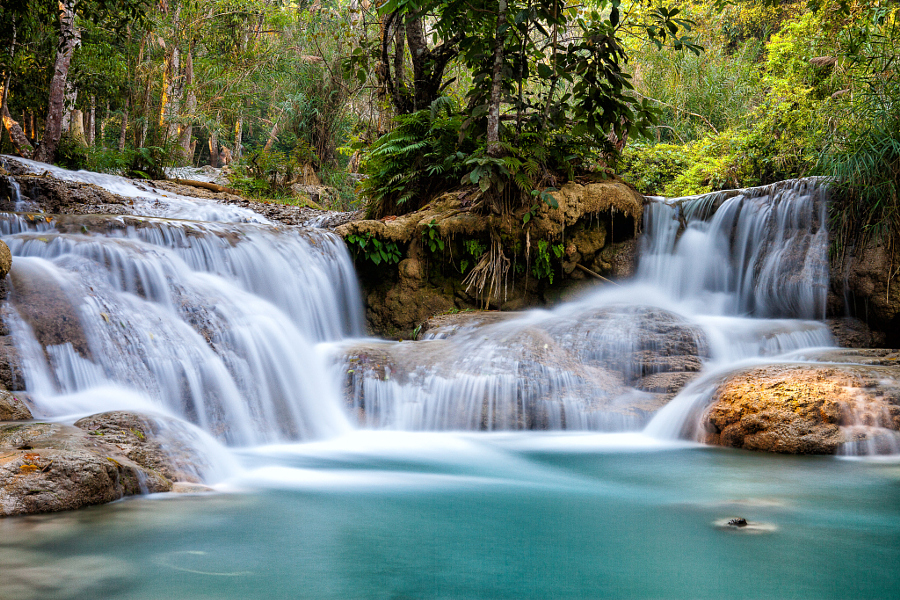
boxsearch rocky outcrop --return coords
[0,422,171,516]
[0,240,11,280]
[703,363,900,454]
[0,391,33,420]
[831,238,900,346]
[340,306,708,429]
[0,174,129,214]
[337,179,644,337]
[74,412,206,483]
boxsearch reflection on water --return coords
[1,432,899,600]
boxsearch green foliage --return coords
[531,240,564,284]
[360,104,474,218]
[617,144,691,195]
[352,0,701,217]
[460,238,487,273]
[422,219,445,254]
[346,232,402,266]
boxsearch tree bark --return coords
[86,95,95,146]
[68,108,87,146]
[233,117,243,160]
[100,101,108,147]
[118,99,129,151]
[262,113,281,152]
[2,83,34,158]
[159,5,183,145]
[486,0,508,157]
[33,0,80,163]
[139,76,151,147]
[208,124,219,168]
[176,44,195,165]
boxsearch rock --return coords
[832,238,900,345]
[827,317,887,348]
[1,175,128,214]
[0,422,171,517]
[703,364,900,454]
[74,411,210,483]
[335,180,644,337]
[0,240,11,280]
[416,311,519,339]
[9,259,93,359]
[0,549,136,600]
[0,391,33,420]
[171,481,215,493]
[0,336,26,391]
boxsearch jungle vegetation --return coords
[0,0,897,247]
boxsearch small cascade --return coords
[638,179,829,319]
[3,156,267,223]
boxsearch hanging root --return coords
[463,232,510,308]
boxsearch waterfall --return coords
[637,179,829,319]
[2,159,892,456]
[1,158,363,446]
[336,179,836,432]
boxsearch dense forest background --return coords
[0,0,897,245]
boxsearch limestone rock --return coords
[416,311,519,340]
[0,391,33,420]
[827,317,887,348]
[0,240,10,280]
[74,411,208,483]
[0,422,171,517]
[0,336,25,391]
[833,239,900,345]
[703,364,900,454]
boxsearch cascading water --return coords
[1,158,363,453]
[0,158,894,458]
[339,179,841,436]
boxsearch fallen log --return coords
[170,178,241,196]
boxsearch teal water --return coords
[2,432,899,600]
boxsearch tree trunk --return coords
[118,99,129,151]
[69,108,87,146]
[233,117,243,160]
[263,112,282,152]
[33,0,80,163]
[1,20,34,158]
[176,44,195,166]
[100,101,108,147]
[2,80,34,158]
[159,6,183,145]
[486,0,508,158]
[86,95,95,146]
[208,126,219,168]
[139,76,151,147]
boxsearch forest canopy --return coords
[0,0,897,242]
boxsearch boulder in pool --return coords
[703,364,900,454]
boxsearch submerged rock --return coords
[0,422,171,517]
[703,364,900,454]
